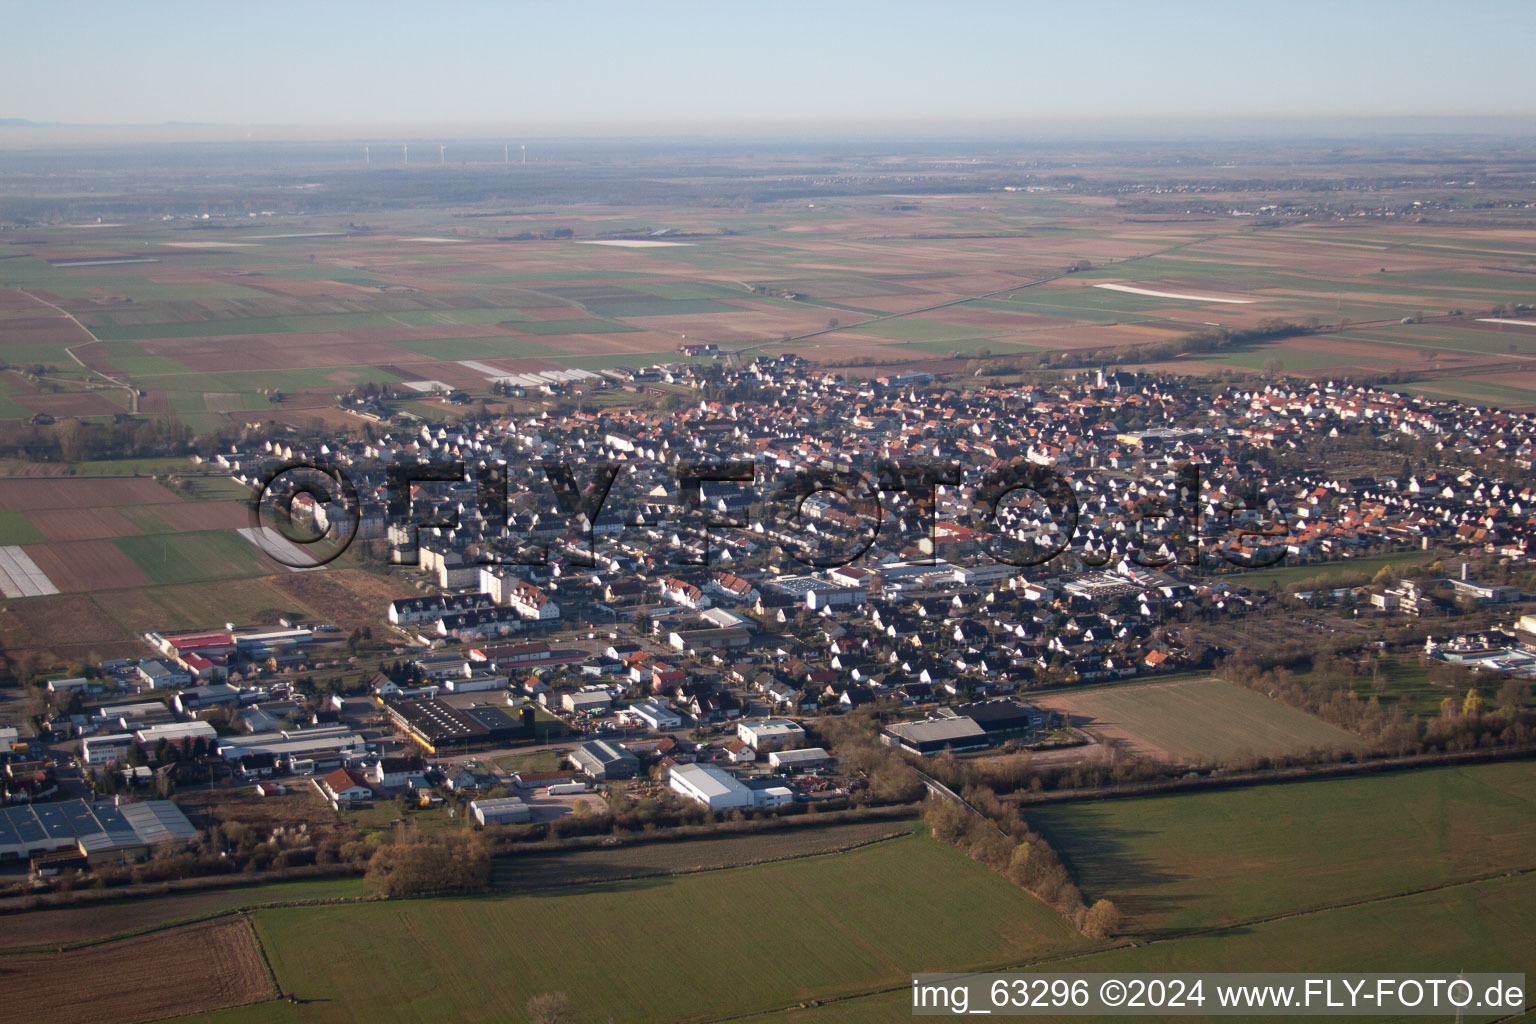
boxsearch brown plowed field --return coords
[136,499,251,532]
[23,539,152,591]
[0,477,178,511]
[0,592,134,656]
[29,506,143,542]
[268,566,416,628]
[0,917,275,1024]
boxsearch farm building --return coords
[470,797,532,826]
[768,747,833,771]
[568,739,640,780]
[669,762,754,811]
[737,718,806,751]
[881,717,990,756]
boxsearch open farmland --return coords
[0,459,413,664]
[1033,677,1361,763]
[0,876,367,951]
[756,873,1536,1024]
[1026,761,1536,935]
[0,476,179,511]
[494,819,917,889]
[3,188,1534,424]
[0,917,273,1024]
[205,833,1084,1024]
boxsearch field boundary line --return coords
[0,894,387,956]
[501,825,916,894]
[1125,863,1536,946]
[241,910,284,1003]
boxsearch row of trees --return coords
[0,416,193,462]
[923,796,1121,938]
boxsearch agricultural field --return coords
[760,764,1536,1024]
[183,832,1086,1024]
[1026,761,1536,935]
[1032,677,1362,763]
[2,195,1534,429]
[759,873,1536,1024]
[0,875,367,951]
[1216,549,1439,592]
[0,459,415,664]
[0,917,273,1024]
[493,819,917,889]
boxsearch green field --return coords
[510,318,641,335]
[65,456,199,477]
[0,508,46,545]
[114,530,268,585]
[763,872,1536,1024]
[1027,761,1536,936]
[1217,549,1436,592]
[188,833,1085,1024]
[1407,376,1536,408]
[1037,677,1361,763]
[89,577,300,634]
[140,366,402,395]
[158,769,1536,1024]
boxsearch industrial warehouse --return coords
[0,799,196,864]
[380,696,538,753]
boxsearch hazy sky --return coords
[6,0,1534,129]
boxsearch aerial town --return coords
[5,353,1534,885]
[2,12,1534,1013]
